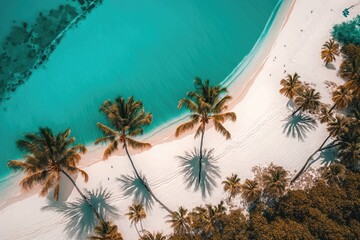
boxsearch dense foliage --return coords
[332,15,360,46]
[168,167,360,240]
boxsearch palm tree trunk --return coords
[198,127,205,184]
[60,170,106,226]
[134,223,141,238]
[123,142,173,214]
[329,103,337,113]
[291,131,334,184]
[292,105,302,116]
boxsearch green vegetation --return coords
[332,15,360,46]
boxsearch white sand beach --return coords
[0,0,355,239]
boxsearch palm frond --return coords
[175,117,199,137]
[126,137,151,150]
[213,121,231,139]
[103,140,119,159]
[20,170,47,191]
[96,122,118,137]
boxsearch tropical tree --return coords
[262,166,288,199]
[222,174,241,201]
[241,179,261,205]
[329,85,353,112]
[321,39,340,66]
[140,231,166,240]
[279,73,303,100]
[166,207,191,235]
[190,202,226,237]
[95,96,172,214]
[126,203,147,237]
[176,77,236,183]
[318,106,335,124]
[320,164,346,186]
[337,122,360,168]
[8,127,105,224]
[291,115,351,183]
[293,87,321,116]
[88,221,123,240]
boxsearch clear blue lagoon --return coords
[0,0,282,180]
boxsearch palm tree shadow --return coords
[282,113,317,141]
[307,147,339,170]
[177,148,221,199]
[42,187,119,239]
[117,173,154,211]
[325,63,336,70]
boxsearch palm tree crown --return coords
[140,231,166,240]
[241,179,261,205]
[166,206,191,235]
[222,174,241,201]
[293,87,321,115]
[176,77,236,139]
[88,221,123,240]
[279,73,303,100]
[321,39,340,66]
[95,96,152,159]
[330,85,353,112]
[8,127,88,200]
[262,166,288,199]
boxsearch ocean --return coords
[0,0,282,180]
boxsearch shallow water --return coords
[0,0,281,180]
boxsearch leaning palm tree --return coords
[262,166,288,199]
[321,39,340,66]
[8,127,105,224]
[126,203,147,238]
[291,115,351,183]
[293,87,321,116]
[140,231,166,240]
[279,73,303,100]
[88,221,123,240]
[176,77,236,183]
[329,85,353,113]
[222,174,241,201]
[96,97,172,214]
[241,179,261,205]
[166,206,191,235]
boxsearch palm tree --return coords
[318,106,335,124]
[241,179,261,205]
[262,166,288,199]
[337,123,360,168]
[339,58,360,82]
[140,231,166,240]
[126,203,147,237]
[321,39,340,66]
[279,73,303,100]
[320,164,346,185]
[329,85,353,113]
[96,96,172,214]
[190,203,225,237]
[291,115,351,183]
[176,77,236,183]
[166,206,191,235]
[293,87,321,116]
[8,127,105,224]
[88,221,123,240]
[222,174,241,201]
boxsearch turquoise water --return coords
[0,0,281,180]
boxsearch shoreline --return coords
[0,0,352,239]
[0,0,295,208]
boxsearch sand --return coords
[0,0,353,239]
